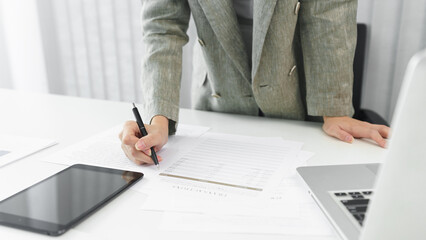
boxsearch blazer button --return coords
[211,93,221,98]
[288,65,297,76]
[198,38,206,47]
[294,2,301,15]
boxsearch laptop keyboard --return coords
[332,190,373,226]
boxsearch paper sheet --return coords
[138,133,308,217]
[0,135,56,167]
[160,132,303,192]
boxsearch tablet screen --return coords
[0,164,143,235]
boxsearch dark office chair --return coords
[352,24,389,126]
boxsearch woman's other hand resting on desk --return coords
[119,116,169,165]
[322,116,390,148]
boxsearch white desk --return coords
[0,89,387,239]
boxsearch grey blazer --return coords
[140,0,357,131]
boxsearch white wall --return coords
[357,0,426,122]
[0,0,48,93]
[0,0,12,88]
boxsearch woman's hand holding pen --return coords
[119,116,169,165]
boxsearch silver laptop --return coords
[297,49,426,240]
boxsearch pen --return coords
[132,103,160,170]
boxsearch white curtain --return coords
[0,0,49,92]
[36,0,196,107]
[358,0,426,122]
[0,1,12,89]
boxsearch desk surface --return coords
[0,89,386,239]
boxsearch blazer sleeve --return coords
[140,0,190,132]
[299,0,357,117]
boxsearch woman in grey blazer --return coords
[119,0,390,165]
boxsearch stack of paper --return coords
[135,133,334,237]
[43,124,335,237]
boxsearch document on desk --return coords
[160,133,302,191]
[0,135,56,167]
[138,133,307,216]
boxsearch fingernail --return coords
[158,156,163,162]
[135,140,146,150]
[143,149,152,156]
[345,136,353,143]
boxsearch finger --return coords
[139,148,163,163]
[142,149,152,156]
[141,146,162,156]
[121,123,140,146]
[372,124,390,139]
[123,120,141,133]
[122,133,139,146]
[122,144,154,165]
[135,133,161,151]
[129,145,155,165]
[324,125,354,143]
[370,130,387,148]
[121,144,142,165]
[350,126,387,148]
[121,144,141,165]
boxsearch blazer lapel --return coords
[198,0,251,81]
[252,0,278,78]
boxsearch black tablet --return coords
[0,164,143,236]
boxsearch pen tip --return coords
[132,102,136,108]
[156,164,160,171]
